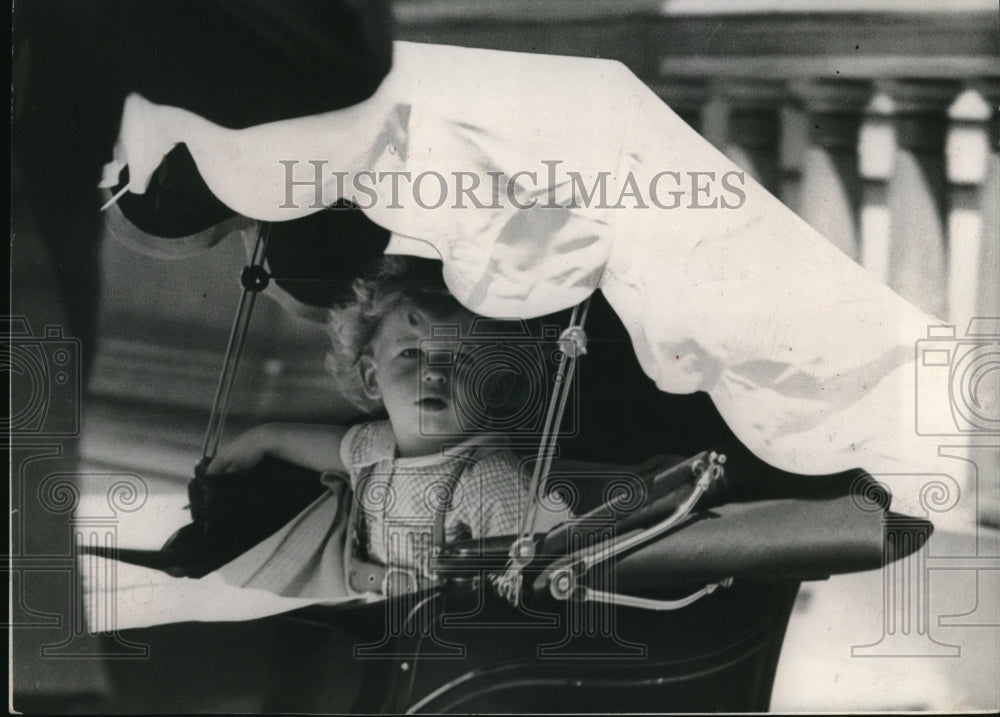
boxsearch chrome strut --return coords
[199,222,272,471]
[496,298,591,605]
[544,452,734,611]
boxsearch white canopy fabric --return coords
[102,41,949,478]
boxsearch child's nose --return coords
[422,364,449,383]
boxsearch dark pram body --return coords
[60,7,933,709]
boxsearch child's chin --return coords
[417,415,465,438]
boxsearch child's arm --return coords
[205,423,349,475]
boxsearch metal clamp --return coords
[382,566,421,597]
[495,536,536,604]
[558,326,588,358]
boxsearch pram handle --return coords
[434,449,734,604]
[434,450,908,611]
[539,449,734,557]
[536,451,729,609]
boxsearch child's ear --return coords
[358,354,382,401]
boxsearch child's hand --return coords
[205,425,273,475]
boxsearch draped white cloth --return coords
[102,40,949,478]
[82,557,374,632]
[82,476,378,632]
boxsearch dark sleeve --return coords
[109,0,395,129]
[13,0,395,277]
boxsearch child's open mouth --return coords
[418,397,448,412]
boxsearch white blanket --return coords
[82,558,377,632]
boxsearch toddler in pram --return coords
[205,255,572,597]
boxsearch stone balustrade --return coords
[397,0,1000,322]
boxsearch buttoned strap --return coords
[347,450,472,595]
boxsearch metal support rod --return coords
[582,579,733,612]
[199,223,272,468]
[497,297,591,604]
[520,297,591,539]
[543,453,731,612]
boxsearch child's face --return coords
[361,300,477,457]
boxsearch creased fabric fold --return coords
[101,40,945,477]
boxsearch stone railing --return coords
[396,0,1000,322]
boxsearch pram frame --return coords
[90,219,928,714]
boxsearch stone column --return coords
[943,85,996,324]
[883,80,962,319]
[858,92,895,284]
[779,99,808,215]
[973,81,1000,319]
[717,80,787,195]
[794,80,872,261]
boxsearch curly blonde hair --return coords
[325,255,466,412]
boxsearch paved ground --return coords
[772,542,1000,712]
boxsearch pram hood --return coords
[101,40,952,479]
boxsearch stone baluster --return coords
[945,87,996,325]
[779,99,808,215]
[716,80,787,195]
[972,81,1000,319]
[857,92,895,285]
[882,80,962,319]
[794,80,872,261]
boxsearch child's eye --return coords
[399,348,421,359]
